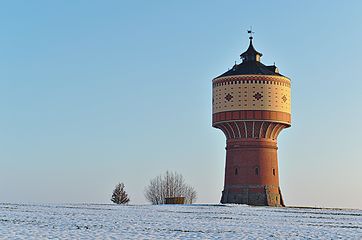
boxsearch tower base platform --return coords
[221,185,284,207]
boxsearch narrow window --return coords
[235,168,238,175]
[255,167,259,176]
[273,169,276,176]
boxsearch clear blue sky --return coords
[0,1,361,209]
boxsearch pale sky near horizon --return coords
[1,1,361,209]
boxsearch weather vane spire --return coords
[247,26,254,40]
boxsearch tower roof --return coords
[216,35,282,78]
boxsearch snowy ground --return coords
[0,203,361,239]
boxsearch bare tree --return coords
[111,182,130,204]
[144,171,197,204]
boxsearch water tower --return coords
[212,32,291,206]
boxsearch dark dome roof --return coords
[217,61,282,78]
[216,37,283,78]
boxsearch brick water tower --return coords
[212,32,291,206]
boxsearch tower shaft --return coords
[220,130,284,206]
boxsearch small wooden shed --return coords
[164,197,185,204]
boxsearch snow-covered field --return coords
[0,203,361,239]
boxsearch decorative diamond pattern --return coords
[225,93,233,101]
[253,92,263,100]
[282,95,287,102]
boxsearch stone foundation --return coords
[221,185,284,207]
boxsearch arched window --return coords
[255,167,259,176]
[273,169,276,176]
[235,168,238,175]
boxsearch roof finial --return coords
[247,26,254,40]
[240,27,262,62]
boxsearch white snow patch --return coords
[0,203,361,239]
